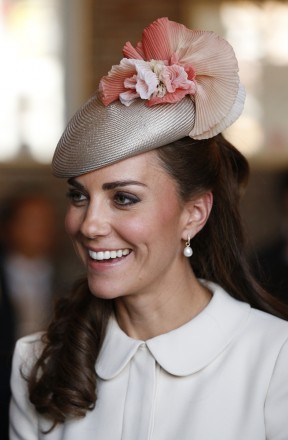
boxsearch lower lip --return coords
[87,253,131,272]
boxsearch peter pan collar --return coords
[96,281,251,379]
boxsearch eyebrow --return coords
[67,178,147,191]
[67,178,85,191]
[102,180,147,190]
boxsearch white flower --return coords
[119,59,159,105]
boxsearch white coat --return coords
[9,281,288,439]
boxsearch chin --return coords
[87,280,124,300]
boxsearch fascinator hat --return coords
[52,17,245,178]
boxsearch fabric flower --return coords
[118,59,159,106]
[99,17,245,140]
[147,64,196,105]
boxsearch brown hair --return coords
[27,134,288,430]
[157,135,288,316]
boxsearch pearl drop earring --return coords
[183,235,193,257]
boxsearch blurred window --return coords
[189,1,288,164]
[0,0,64,163]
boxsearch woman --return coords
[10,17,288,439]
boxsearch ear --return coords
[181,192,213,240]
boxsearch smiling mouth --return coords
[88,249,130,261]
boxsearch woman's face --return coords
[65,150,194,300]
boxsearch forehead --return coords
[75,150,170,184]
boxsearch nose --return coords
[80,200,111,239]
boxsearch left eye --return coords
[114,192,139,206]
[66,189,88,204]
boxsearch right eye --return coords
[66,189,88,204]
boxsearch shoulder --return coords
[246,308,288,366]
[10,333,45,437]
[204,280,288,354]
[222,289,288,361]
[14,331,45,354]
[13,332,45,374]
[247,307,288,341]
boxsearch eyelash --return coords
[113,191,140,206]
[66,189,88,204]
[66,189,140,207]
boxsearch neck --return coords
[114,270,212,340]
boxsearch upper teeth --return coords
[88,249,130,260]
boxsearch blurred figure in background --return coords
[0,191,58,338]
[0,190,59,439]
[252,172,288,303]
[0,256,15,440]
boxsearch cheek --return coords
[116,216,148,242]
[120,203,182,245]
[65,208,81,237]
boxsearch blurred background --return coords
[1,0,288,253]
[0,0,288,436]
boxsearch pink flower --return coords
[144,64,196,106]
[99,59,137,106]
[160,65,195,94]
[99,17,243,139]
[99,18,202,107]
[118,60,159,106]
